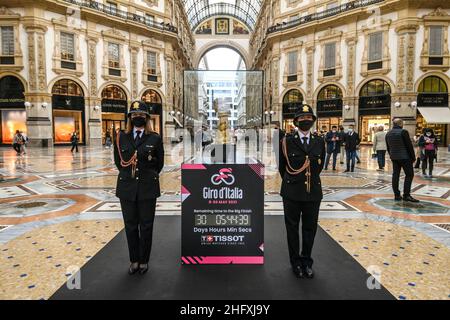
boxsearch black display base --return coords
[210,144,236,163]
[51,216,394,300]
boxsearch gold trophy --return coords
[213,98,231,144]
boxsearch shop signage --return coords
[101,99,127,113]
[52,95,85,111]
[317,99,342,115]
[417,93,448,107]
[283,102,301,118]
[0,98,25,108]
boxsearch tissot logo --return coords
[211,168,235,185]
[201,235,245,243]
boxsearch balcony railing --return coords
[267,0,384,34]
[61,0,177,34]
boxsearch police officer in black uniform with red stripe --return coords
[114,100,164,275]
[278,104,325,279]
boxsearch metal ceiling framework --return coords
[182,0,263,31]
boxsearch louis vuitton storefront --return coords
[0,76,26,145]
[51,79,85,145]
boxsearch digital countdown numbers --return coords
[195,214,251,227]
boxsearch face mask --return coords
[348,128,353,132]
[332,130,337,133]
[426,132,432,137]
[295,120,314,131]
[131,116,146,128]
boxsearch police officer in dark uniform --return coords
[278,104,325,278]
[113,100,164,275]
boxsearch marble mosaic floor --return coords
[0,144,449,300]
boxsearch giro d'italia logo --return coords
[211,168,235,186]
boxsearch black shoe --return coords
[394,195,403,201]
[303,266,314,279]
[332,168,336,171]
[344,169,350,173]
[139,264,149,275]
[292,265,304,278]
[403,195,419,203]
[128,262,139,275]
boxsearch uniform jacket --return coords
[114,130,164,201]
[278,132,326,202]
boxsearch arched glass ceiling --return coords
[182,0,263,31]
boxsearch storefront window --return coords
[53,110,82,144]
[0,76,26,144]
[417,76,448,146]
[282,89,303,131]
[52,79,84,144]
[1,110,26,144]
[102,85,126,100]
[318,85,342,100]
[141,89,162,135]
[141,89,162,104]
[52,79,83,96]
[283,89,303,104]
[360,79,391,97]
[418,76,447,93]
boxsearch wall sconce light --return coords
[394,101,401,108]
[24,101,32,108]
[93,105,100,111]
[264,111,269,115]
[169,110,175,116]
[344,105,350,110]
[270,110,275,115]
[41,103,48,109]
[176,111,181,115]
[409,101,417,108]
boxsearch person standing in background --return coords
[70,131,79,153]
[105,131,112,149]
[12,130,22,155]
[385,118,419,202]
[338,126,345,165]
[419,128,438,178]
[413,132,422,169]
[344,125,360,173]
[324,126,341,171]
[19,131,28,155]
[372,125,387,171]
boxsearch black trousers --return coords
[421,150,435,175]
[120,198,157,264]
[12,143,21,153]
[391,159,414,197]
[71,143,79,152]
[282,198,320,268]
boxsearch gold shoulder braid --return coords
[281,136,312,193]
[116,130,138,178]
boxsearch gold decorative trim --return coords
[420,8,450,72]
[282,38,304,87]
[317,28,343,83]
[360,19,392,77]
[0,7,23,71]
